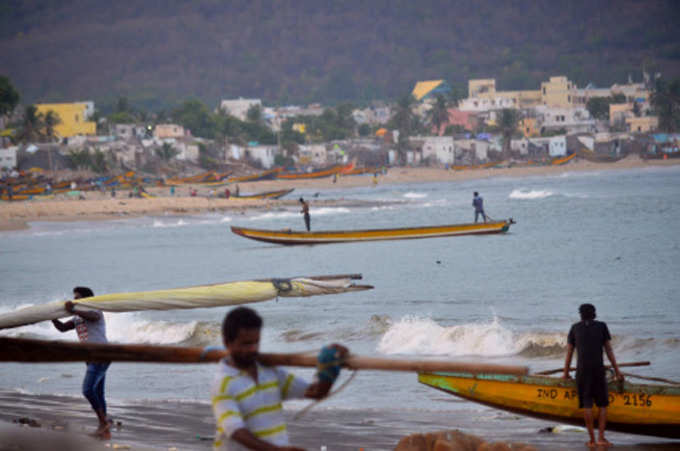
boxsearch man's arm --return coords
[231,429,304,451]
[63,300,103,322]
[52,318,75,332]
[604,340,624,381]
[563,343,574,379]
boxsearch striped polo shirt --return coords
[211,359,309,450]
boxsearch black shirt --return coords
[567,320,611,371]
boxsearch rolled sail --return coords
[0,274,372,330]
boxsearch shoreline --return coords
[1,156,678,232]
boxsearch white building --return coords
[298,144,328,166]
[154,124,186,139]
[173,139,200,162]
[548,136,567,157]
[534,106,595,133]
[247,145,278,168]
[219,98,262,121]
[114,124,147,140]
[0,146,18,170]
[411,136,454,165]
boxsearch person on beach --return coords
[563,303,624,448]
[212,307,347,450]
[52,286,111,440]
[299,197,310,231]
[234,184,240,196]
[472,191,486,223]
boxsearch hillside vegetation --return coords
[1,0,679,110]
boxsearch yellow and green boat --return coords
[231,219,514,245]
[232,188,294,200]
[418,371,680,439]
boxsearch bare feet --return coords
[596,438,612,447]
[586,441,596,448]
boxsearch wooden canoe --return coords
[232,188,294,200]
[276,163,351,180]
[231,220,513,245]
[418,371,680,439]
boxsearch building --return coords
[219,98,262,121]
[0,146,17,170]
[519,117,539,138]
[534,106,594,134]
[35,102,96,138]
[609,103,634,127]
[246,145,278,168]
[412,80,451,101]
[626,116,658,133]
[298,144,327,166]
[411,136,454,165]
[154,124,186,139]
[461,79,541,112]
[540,76,574,107]
[114,124,147,140]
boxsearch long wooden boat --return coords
[276,163,352,180]
[233,188,294,200]
[418,371,680,439]
[231,219,514,245]
[227,168,281,183]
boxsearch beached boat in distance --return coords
[231,219,514,245]
[232,188,294,200]
[418,370,680,439]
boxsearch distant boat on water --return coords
[230,219,514,245]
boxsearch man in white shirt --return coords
[52,286,111,440]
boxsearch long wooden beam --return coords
[0,337,529,376]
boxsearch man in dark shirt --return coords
[472,192,486,223]
[563,303,623,448]
[299,197,311,231]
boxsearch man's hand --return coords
[327,343,349,360]
[64,301,75,313]
[562,371,572,380]
[614,370,624,382]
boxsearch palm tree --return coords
[43,111,61,142]
[17,105,44,143]
[157,142,179,161]
[427,94,449,135]
[496,109,520,160]
[391,94,418,165]
[651,78,680,132]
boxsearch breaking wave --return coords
[509,189,554,200]
[404,192,427,199]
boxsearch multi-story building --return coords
[153,124,186,139]
[219,98,262,121]
[35,102,96,138]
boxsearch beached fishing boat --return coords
[232,188,294,200]
[418,370,680,439]
[0,273,372,330]
[276,163,352,180]
[231,219,514,245]
[227,168,281,183]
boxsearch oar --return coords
[535,361,650,376]
[0,337,528,376]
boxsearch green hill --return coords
[1,0,679,111]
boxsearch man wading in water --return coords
[563,303,623,448]
[299,197,311,231]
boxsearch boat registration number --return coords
[536,389,653,407]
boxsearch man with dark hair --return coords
[212,306,347,450]
[52,286,111,440]
[472,192,486,223]
[299,197,310,231]
[563,303,623,448]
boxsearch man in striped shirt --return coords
[212,307,347,450]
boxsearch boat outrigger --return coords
[418,368,680,439]
[231,219,514,245]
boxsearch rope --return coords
[293,369,359,421]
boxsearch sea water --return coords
[1,166,679,448]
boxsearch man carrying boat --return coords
[299,197,311,231]
[52,286,112,440]
[212,306,347,450]
[563,303,624,448]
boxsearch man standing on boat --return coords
[563,303,624,448]
[299,197,311,231]
[472,192,486,223]
[52,286,111,440]
[212,307,347,450]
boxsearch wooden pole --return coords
[0,337,528,375]
[535,361,651,376]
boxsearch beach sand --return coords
[0,390,676,451]
[1,156,678,232]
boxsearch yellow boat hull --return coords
[418,372,680,439]
[231,220,513,245]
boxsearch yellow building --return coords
[519,117,539,137]
[540,76,574,108]
[609,103,633,126]
[626,116,658,133]
[467,79,542,109]
[35,103,96,138]
[153,124,186,139]
[468,79,496,98]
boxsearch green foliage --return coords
[108,111,136,124]
[68,149,91,170]
[16,105,44,143]
[246,104,263,123]
[274,153,295,167]
[358,123,372,137]
[495,109,521,159]
[651,78,680,132]
[43,110,61,142]
[171,99,217,139]
[586,93,627,120]
[156,142,179,161]
[427,94,449,134]
[67,148,108,172]
[0,75,20,116]
[90,149,108,173]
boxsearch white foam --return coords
[509,189,554,200]
[311,207,350,216]
[250,211,299,221]
[404,192,427,199]
[219,216,232,223]
[377,315,564,357]
[152,218,188,228]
